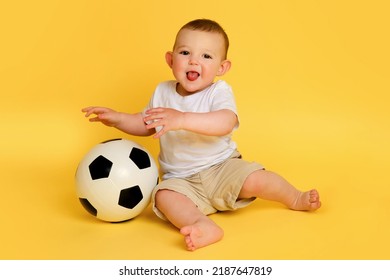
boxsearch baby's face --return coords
[167,29,229,96]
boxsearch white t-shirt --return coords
[145,80,239,179]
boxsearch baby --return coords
[82,19,321,251]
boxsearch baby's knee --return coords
[154,189,176,207]
[155,189,171,199]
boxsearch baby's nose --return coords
[188,56,199,65]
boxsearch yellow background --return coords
[1,0,389,259]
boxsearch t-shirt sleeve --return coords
[210,81,239,129]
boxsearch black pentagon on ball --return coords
[118,185,143,209]
[89,155,113,180]
[129,147,151,169]
[79,198,97,216]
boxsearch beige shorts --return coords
[151,150,264,220]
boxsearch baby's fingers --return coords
[81,107,97,117]
[88,116,101,122]
[152,126,166,139]
[82,107,107,117]
[81,107,92,112]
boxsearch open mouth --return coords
[186,71,200,81]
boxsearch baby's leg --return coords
[155,189,223,251]
[239,170,321,211]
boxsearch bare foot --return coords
[180,217,223,251]
[291,189,321,211]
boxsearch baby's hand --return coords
[144,107,185,138]
[82,106,122,127]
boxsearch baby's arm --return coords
[144,107,237,138]
[82,106,155,136]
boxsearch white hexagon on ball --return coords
[75,138,159,222]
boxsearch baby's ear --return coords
[217,59,231,76]
[165,51,173,68]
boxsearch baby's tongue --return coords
[187,71,199,81]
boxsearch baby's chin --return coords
[177,84,204,96]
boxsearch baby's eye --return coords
[179,51,190,55]
[203,54,212,59]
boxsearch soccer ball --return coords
[75,138,159,222]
